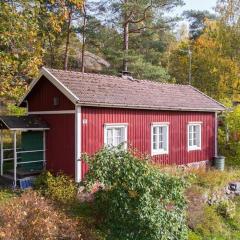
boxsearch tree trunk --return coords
[64,9,72,70]
[81,3,87,73]
[123,0,129,72]
[47,32,55,68]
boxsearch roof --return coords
[19,67,226,112]
[0,116,49,130]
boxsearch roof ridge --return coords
[45,67,190,87]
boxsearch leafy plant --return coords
[194,206,228,239]
[84,147,188,240]
[217,200,236,219]
[34,171,78,204]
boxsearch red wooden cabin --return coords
[19,67,225,182]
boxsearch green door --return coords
[19,131,44,172]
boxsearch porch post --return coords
[75,105,82,183]
[0,130,3,176]
[43,130,46,170]
[13,131,17,188]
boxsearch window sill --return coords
[188,147,201,152]
[152,151,168,156]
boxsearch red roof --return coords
[21,68,225,112]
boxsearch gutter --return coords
[76,101,226,113]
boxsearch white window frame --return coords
[151,123,169,156]
[104,123,128,149]
[187,122,202,151]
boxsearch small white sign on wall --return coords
[82,119,88,125]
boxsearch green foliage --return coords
[34,171,77,204]
[190,168,240,190]
[187,169,240,240]
[194,206,228,239]
[188,231,202,240]
[84,147,188,240]
[128,54,171,81]
[0,189,15,204]
[218,105,240,167]
[6,103,26,116]
[217,200,236,219]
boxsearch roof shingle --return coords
[42,68,226,111]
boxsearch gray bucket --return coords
[214,156,225,171]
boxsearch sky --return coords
[174,0,217,15]
[169,0,218,33]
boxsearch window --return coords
[53,96,60,106]
[188,123,201,151]
[104,124,127,149]
[151,123,169,156]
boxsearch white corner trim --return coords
[28,110,75,115]
[75,106,82,183]
[18,67,79,106]
[151,123,169,156]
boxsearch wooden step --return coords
[6,169,42,179]
[0,175,15,187]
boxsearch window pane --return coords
[153,134,157,143]
[107,129,113,146]
[153,127,157,134]
[113,128,124,146]
[159,141,163,149]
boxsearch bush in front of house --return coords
[34,171,78,204]
[0,191,82,240]
[218,104,240,167]
[84,147,188,240]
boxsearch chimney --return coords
[120,71,134,80]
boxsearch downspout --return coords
[75,105,82,182]
[215,112,218,157]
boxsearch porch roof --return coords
[0,116,49,131]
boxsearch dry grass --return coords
[0,191,83,240]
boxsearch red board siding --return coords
[36,114,75,176]
[81,107,215,177]
[27,76,75,111]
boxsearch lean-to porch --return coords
[0,116,49,188]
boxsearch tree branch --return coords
[127,1,153,24]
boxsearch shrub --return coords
[194,206,228,239]
[0,189,15,203]
[218,105,240,167]
[217,200,236,219]
[34,171,78,204]
[0,191,82,240]
[188,231,202,240]
[84,147,188,240]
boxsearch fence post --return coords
[13,131,17,188]
[43,130,46,170]
[0,130,3,176]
